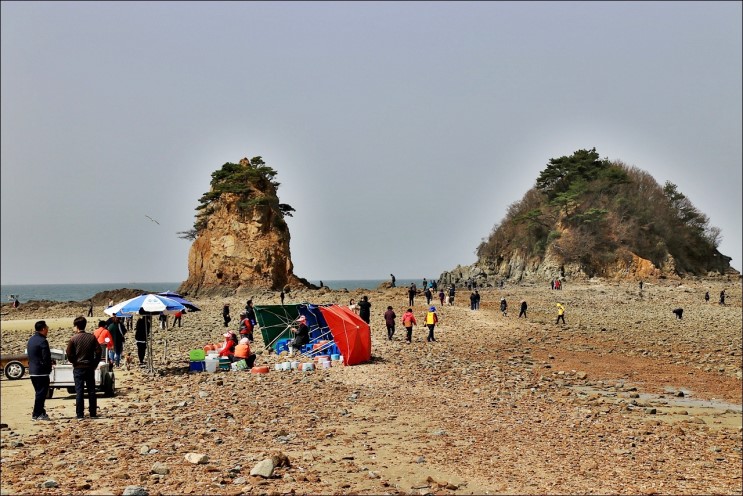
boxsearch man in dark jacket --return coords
[66,316,102,420]
[384,306,396,340]
[358,296,372,325]
[107,316,126,367]
[28,320,53,421]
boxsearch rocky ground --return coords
[1,278,741,495]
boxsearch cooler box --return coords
[189,361,206,373]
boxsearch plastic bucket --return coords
[274,363,282,371]
[331,354,340,361]
[320,360,331,369]
[314,355,330,363]
[302,363,315,372]
[204,357,218,374]
[281,362,291,371]
[291,361,300,370]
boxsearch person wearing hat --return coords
[288,315,310,356]
[424,306,439,342]
[218,331,237,360]
[556,303,565,324]
[234,337,256,368]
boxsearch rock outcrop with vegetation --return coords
[179,156,310,295]
[440,148,737,287]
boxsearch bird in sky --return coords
[145,215,160,225]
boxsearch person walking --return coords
[448,285,456,306]
[424,287,433,305]
[474,290,481,310]
[66,317,102,420]
[358,296,372,325]
[500,297,508,317]
[222,304,231,327]
[280,290,285,305]
[401,308,417,343]
[390,274,396,287]
[469,291,477,310]
[134,316,151,367]
[705,291,710,303]
[639,280,643,291]
[556,303,566,324]
[518,300,527,318]
[438,289,445,306]
[86,300,94,317]
[719,290,726,305]
[28,320,53,421]
[384,306,397,340]
[408,285,416,307]
[107,316,127,367]
[424,306,439,342]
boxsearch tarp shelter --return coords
[319,305,371,366]
[254,304,299,351]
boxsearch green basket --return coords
[189,349,206,361]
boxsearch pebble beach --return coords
[1,278,741,495]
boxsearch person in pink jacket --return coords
[401,308,417,344]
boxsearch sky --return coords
[1,1,741,285]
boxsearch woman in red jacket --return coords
[401,308,417,344]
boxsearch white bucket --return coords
[274,363,282,371]
[303,363,315,372]
[290,361,300,370]
[281,362,292,371]
[204,357,218,374]
[321,360,331,369]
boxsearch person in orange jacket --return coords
[234,337,256,368]
[92,320,114,363]
[401,308,417,344]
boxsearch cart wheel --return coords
[103,372,115,397]
[66,387,76,395]
[4,361,25,380]
[46,387,54,399]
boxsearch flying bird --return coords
[145,215,160,225]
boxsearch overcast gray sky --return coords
[2,1,741,284]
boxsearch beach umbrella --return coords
[157,291,201,312]
[104,293,186,317]
[104,294,186,373]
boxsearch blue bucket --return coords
[331,354,340,361]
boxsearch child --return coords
[401,308,417,343]
[424,306,439,342]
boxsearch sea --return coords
[1,279,425,303]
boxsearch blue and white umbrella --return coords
[157,291,201,312]
[104,294,186,317]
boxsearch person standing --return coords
[448,285,456,306]
[518,300,527,318]
[500,298,508,317]
[719,290,726,305]
[438,289,445,306]
[107,316,127,367]
[280,290,285,305]
[28,320,53,421]
[349,298,360,315]
[158,314,168,330]
[474,290,481,310]
[422,278,427,291]
[172,310,183,328]
[408,285,416,307]
[245,300,257,327]
[424,287,433,306]
[469,291,477,310]
[239,312,254,343]
[66,317,102,420]
[550,280,555,290]
[358,296,372,325]
[134,316,151,367]
[639,280,643,291]
[390,274,396,287]
[93,320,114,362]
[424,306,439,342]
[401,308,417,343]
[222,304,231,327]
[384,306,397,340]
[556,303,566,324]
[87,300,94,317]
[705,291,710,303]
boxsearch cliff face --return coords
[179,158,309,295]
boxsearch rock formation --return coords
[179,157,311,295]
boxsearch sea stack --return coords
[179,157,310,295]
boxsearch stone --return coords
[250,459,275,478]
[42,480,58,488]
[150,462,169,475]
[139,445,150,455]
[122,486,149,496]
[184,453,209,464]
